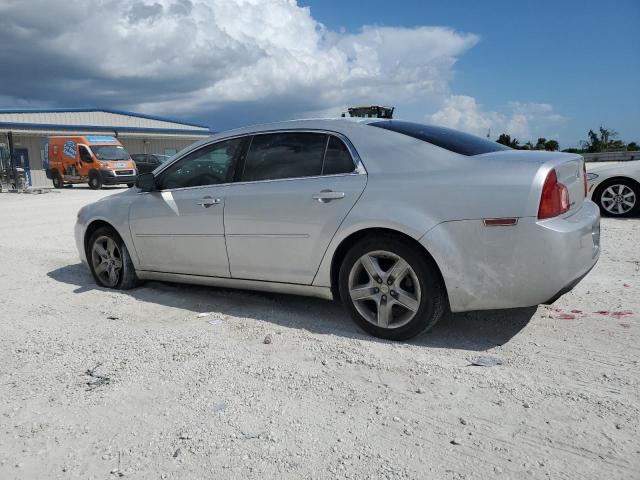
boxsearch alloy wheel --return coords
[347,250,421,329]
[91,235,123,287]
[601,184,636,215]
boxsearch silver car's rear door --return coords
[224,132,366,284]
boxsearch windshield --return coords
[157,155,171,163]
[91,145,130,161]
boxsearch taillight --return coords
[582,161,587,197]
[538,169,570,219]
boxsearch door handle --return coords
[196,196,222,208]
[312,190,345,203]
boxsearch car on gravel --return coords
[131,154,171,175]
[586,160,640,217]
[75,119,601,340]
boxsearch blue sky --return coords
[0,0,637,148]
[300,0,640,147]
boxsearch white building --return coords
[0,108,212,187]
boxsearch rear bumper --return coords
[420,200,601,312]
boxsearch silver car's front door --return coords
[129,185,229,276]
[224,132,367,284]
[129,138,245,276]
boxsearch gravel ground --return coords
[1,187,638,480]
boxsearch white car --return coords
[587,160,640,217]
[75,119,600,340]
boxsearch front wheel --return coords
[594,179,639,217]
[52,172,63,189]
[87,226,139,290]
[338,236,446,340]
[89,172,102,190]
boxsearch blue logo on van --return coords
[63,140,76,159]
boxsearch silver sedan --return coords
[75,119,601,340]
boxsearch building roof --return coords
[0,108,212,136]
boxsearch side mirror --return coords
[136,172,156,192]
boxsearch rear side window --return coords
[323,136,355,175]
[242,133,326,181]
[370,120,511,156]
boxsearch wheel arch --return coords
[84,219,122,260]
[328,227,448,302]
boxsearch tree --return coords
[580,126,620,153]
[521,141,534,150]
[627,142,639,151]
[496,133,519,148]
[535,137,547,150]
[544,140,559,151]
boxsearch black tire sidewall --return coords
[89,172,102,190]
[594,179,639,217]
[52,173,62,188]
[338,236,445,340]
[87,226,139,290]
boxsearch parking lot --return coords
[0,187,638,479]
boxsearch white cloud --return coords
[430,95,564,142]
[0,0,478,127]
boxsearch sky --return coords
[0,0,637,148]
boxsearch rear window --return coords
[370,120,511,156]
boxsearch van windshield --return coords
[91,145,130,161]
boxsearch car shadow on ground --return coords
[48,263,536,352]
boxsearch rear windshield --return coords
[91,145,130,161]
[370,120,511,156]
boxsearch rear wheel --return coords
[87,226,139,290]
[52,171,63,189]
[338,235,446,340]
[89,172,102,190]
[594,179,639,217]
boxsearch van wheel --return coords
[52,172,63,189]
[89,172,102,190]
[338,235,446,340]
[87,226,139,290]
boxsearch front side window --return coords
[323,136,355,175]
[157,138,244,190]
[241,132,326,182]
[91,145,130,161]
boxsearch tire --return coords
[127,183,135,188]
[52,171,63,189]
[593,179,639,218]
[89,172,102,190]
[87,226,139,290]
[338,235,446,340]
